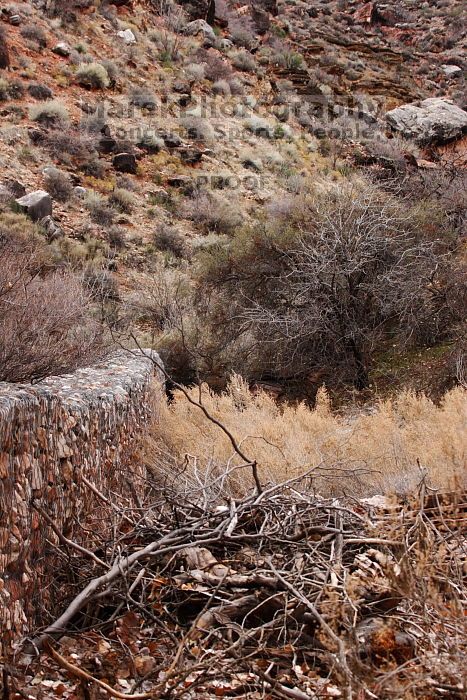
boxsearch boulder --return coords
[40,215,63,241]
[52,42,71,57]
[162,132,182,148]
[441,64,462,78]
[385,98,467,145]
[98,136,118,154]
[15,190,52,222]
[74,186,87,198]
[112,153,137,174]
[117,28,136,44]
[184,20,216,45]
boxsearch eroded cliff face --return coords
[0,350,163,655]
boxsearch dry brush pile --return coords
[6,466,466,700]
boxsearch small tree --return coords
[200,180,450,389]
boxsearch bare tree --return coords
[202,180,452,389]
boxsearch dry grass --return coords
[148,376,466,497]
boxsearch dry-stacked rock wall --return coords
[0,350,163,656]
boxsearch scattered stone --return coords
[117,29,136,44]
[167,175,195,194]
[52,42,71,57]
[218,38,233,50]
[441,64,462,78]
[98,135,118,154]
[184,20,216,45]
[179,147,205,165]
[242,157,263,172]
[178,94,192,108]
[112,153,137,174]
[40,215,63,241]
[162,132,183,148]
[15,190,52,222]
[385,98,467,145]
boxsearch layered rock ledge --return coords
[0,350,163,655]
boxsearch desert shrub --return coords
[0,237,107,383]
[212,79,230,95]
[184,63,205,81]
[198,178,456,389]
[28,82,53,100]
[100,59,118,85]
[129,86,157,111]
[154,377,467,497]
[44,169,73,202]
[106,226,126,250]
[0,26,9,69]
[85,192,115,226]
[153,223,189,258]
[109,187,137,214]
[30,100,69,127]
[228,76,244,95]
[230,24,257,51]
[197,49,232,82]
[245,116,274,138]
[149,28,182,63]
[0,78,9,101]
[271,50,305,70]
[20,24,47,50]
[42,128,97,166]
[5,79,24,100]
[183,190,242,234]
[76,62,110,89]
[181,116,215,142]
[231,50,258,73]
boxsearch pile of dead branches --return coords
[5,473,465,700]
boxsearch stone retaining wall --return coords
[0,350,163,657]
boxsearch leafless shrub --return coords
[20,24,47,50]
[183,190,242,234]
[0,26,10,69]
[85,192,115,226]
[180,116,215,143]
[44,169,73,202]
[230,49,258,73]
[30,100,69,127]
[153,223,190,259]
[0,238,107,383]
[198,179,458,389]
[108,187,137,214]
[28,82,54,101]
[197,48,232,82]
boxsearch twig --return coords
[44,642,154,699]
[32,502,108,568]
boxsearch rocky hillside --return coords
[0,0,465,399]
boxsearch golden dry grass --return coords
[148,376,466,498]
